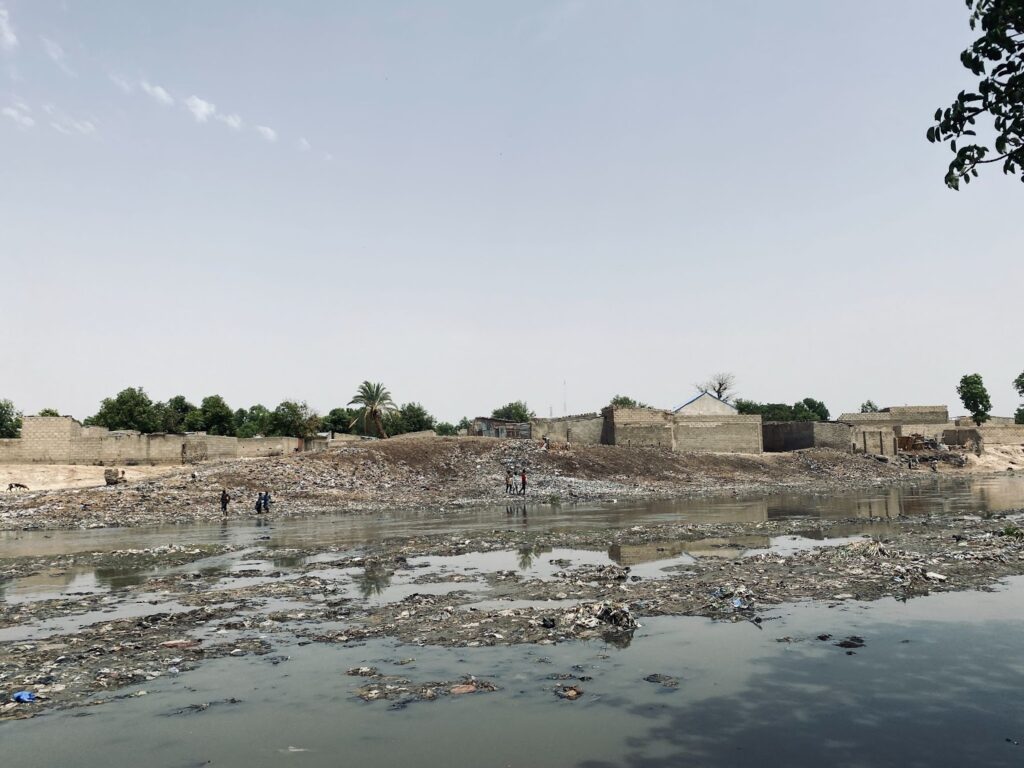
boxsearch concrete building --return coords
[762,421,898,456]
[673,392,738,416]
[0,416,303,466]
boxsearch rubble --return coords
[0,439,913,532]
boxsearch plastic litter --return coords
[12,691,37,703]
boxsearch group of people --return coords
[219,489,272,515]
[504,467,528,495]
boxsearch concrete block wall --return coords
[838,406,949,427]
[763,422,853,452]
[530,414,604,445]
[237,437,303,457]
[0,416,309,465]
[852,427,897,456]
[605,408,762,454]
[672,415,763,454]
[949,425,1024,446]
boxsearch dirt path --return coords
[0,464,176,492]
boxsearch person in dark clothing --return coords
[519,468,527,495]
[220,489,230,515]
[262,491,271,513]
[255,492,264,514]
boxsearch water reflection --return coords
[517,545,552,570]
[2,475,1022,560]
[356,561,393,598]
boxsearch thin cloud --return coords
[0,4,17,52]
[216,112,242,130]
[140,80,174,106]
[255,125,277,142]
[43,103,96,136]
[296,136,311,151]
[2,100,33,128]
[108,73,134,94]
[40,36,75,76]
[184,95,215,122]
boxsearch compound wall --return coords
[530,414,604,445]
[762,422,854,452]
[0,416,306,465]
[604,408,762,454]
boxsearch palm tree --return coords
[348,381,398,438]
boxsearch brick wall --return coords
[530,414,604,444]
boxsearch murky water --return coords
[3,475,1024,765]
[5,580,1024,767]
[3,474,1023,559]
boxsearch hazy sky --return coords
[1,1,1021,423]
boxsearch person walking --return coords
[255,492,264,514]
[220,489,230,515]
[262,491,272,513]
[505,469,514,495]
[519,467,527,496]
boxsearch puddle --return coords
[0,598,196,643]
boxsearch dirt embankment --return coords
[0,436,914,531]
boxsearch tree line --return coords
[3,369,1021,441]
[0,385,540,441]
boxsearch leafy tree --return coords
[384,402,436,435]
[269,401,320,439]
[1015,372,1024,423]
[795,398,830,422]
[859,400,880,413]
[349,381,399,438]
[735,397,830,422]
[0,399,22,438]
[235,405,272,438]
[456,417,472,432]
[320,407,361,435]
[86,387,160,433]
[183,409,207,432]
[200,395,235,436]
[37,408,61,417]
[491,401,534,422]
[435,421,458,436]
[695,373,736,403]
[957,373,993,425]
[157,395,198,433]
[928,0,1024,189]
[609,395,650,408]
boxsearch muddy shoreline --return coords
[0,440,928,532]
